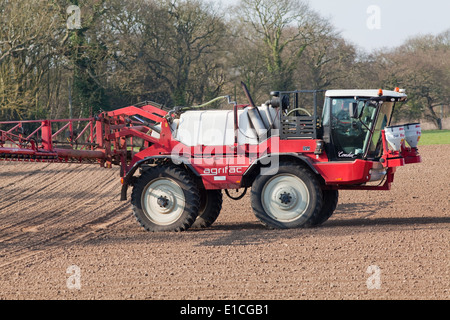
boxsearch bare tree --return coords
[238,0,327,91]
[378,31,450,129]
[0,0,63,120]
[103,0,227,107]
[297,34,356,90]
[224,20,269,102]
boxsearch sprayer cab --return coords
[320,89,420,164]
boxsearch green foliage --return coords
[419,130,450,145]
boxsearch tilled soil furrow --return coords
[0,203,130,271]
[0,163,128,271]
[0,145,448,300]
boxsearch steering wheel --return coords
[332,111,364,137]
[286,108,312,117]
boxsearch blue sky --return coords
[220,0,450,52]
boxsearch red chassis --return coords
[0,101,421,200]
[128,110,421,193]
[0,95,422,232]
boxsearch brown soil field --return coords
[0,145,448,300]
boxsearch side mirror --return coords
[349,102,359,118]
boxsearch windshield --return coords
[323,97,394,160]
[365,101,394,158]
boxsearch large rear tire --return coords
[251,163,323,229]
[304,190,339,227]
[131,165,200,232]
[191,189,223,229]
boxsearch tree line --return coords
[0,0,449,129]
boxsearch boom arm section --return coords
[0,103,167,176]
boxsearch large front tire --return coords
[251,163,323,229]
[304,190,339,227]
[131,165,200,232]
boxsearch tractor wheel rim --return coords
[261,174,309,222]
[142,178,185,225]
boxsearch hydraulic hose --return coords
[165,96,233,122]
[186,95,231,110]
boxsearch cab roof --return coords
[325,89,407,99]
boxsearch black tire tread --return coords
[251,162,323,229]
[131,165,200,232]
[304,190,339,227]
[191,190,223,229]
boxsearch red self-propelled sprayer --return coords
[0,83,422,232]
